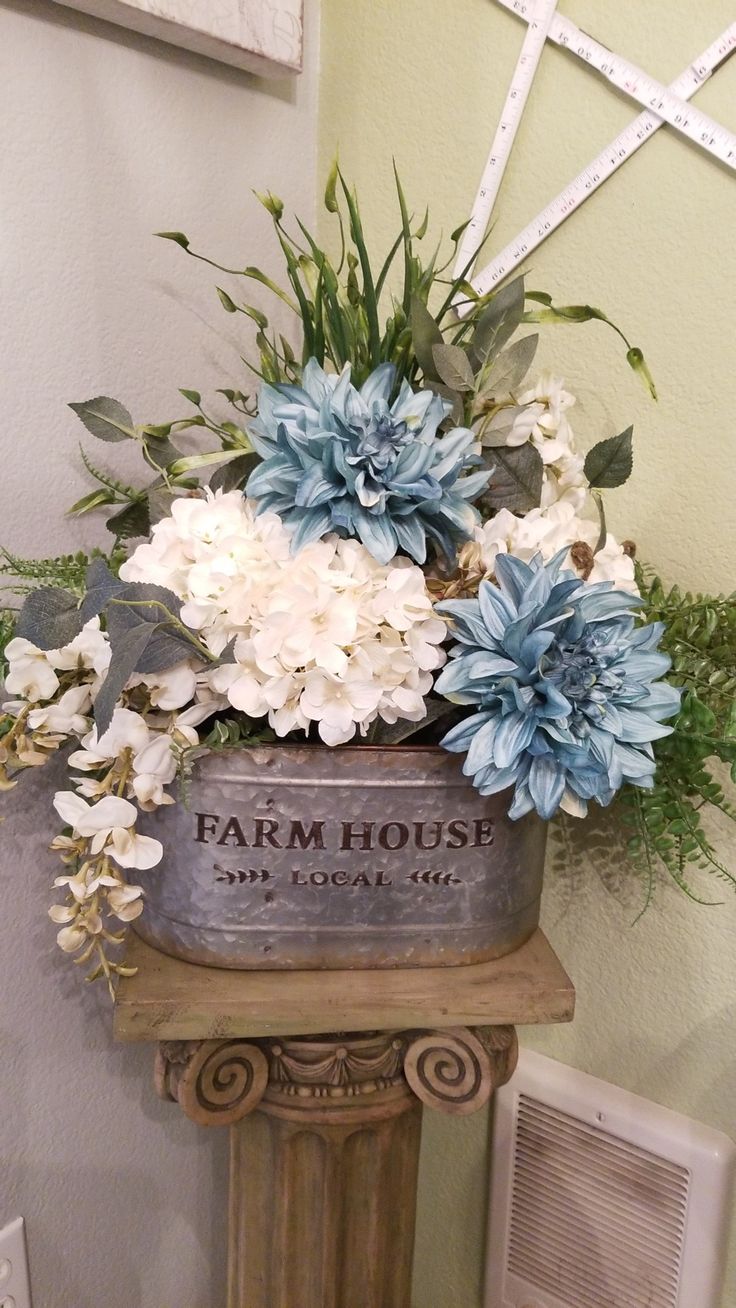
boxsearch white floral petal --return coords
[113,898,144,922]
[57,924,87,953]
[74,794,138,836]
[53,790,89,830]
[109,828,163,870]
[49,904,77,923]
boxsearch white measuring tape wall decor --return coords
[457,4,736,307]
[453,0,558,282]
[496,2,736,166]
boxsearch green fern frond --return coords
[622,567,736,902]
[0,545,126,596]
[0,547,92,594]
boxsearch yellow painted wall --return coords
[318,3,736,1304]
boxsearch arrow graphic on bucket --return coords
[407,870,463,886]
[214,865,274,885]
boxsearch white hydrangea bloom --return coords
[300,666,382,746]
[516,372,576,458]
[120,492,290,617]
[475,503,637,593]
[122,490,447,745]
[481,372,589,512]
[588,534,638,589]
[539,450,588,511]
[474,371,637,591]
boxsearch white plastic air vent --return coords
[485,1050,735,1308]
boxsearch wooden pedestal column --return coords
[155,1026,518,1308]
[117,930,575,1307]
[229,1036,423,1308]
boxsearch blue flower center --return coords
[547,647,601,702]
[543,636,625,737]
[350,405,411,475]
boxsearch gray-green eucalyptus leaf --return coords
[482,334,538,397]
[209,452,260,494]
[134,629,203,675]
[104,583,209,679]
[470,275,525,369]
[144,438,181,470]
[146,486,178,525]
[431,343,475,393]
[105,583,182,632]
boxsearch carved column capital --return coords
[403,1024,518,1116]
[155,1024,517,1127]
[258,1030,413,1124]
[155,1038,269,1126]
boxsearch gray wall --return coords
[0,4,318,1304]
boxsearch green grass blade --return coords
[338,171,381,368]
[392,161,414,317]
[275,230,315,360]
[375,229,405,301]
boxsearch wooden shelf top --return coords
[113,929,574,1041]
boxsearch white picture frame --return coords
[52,0,304,76]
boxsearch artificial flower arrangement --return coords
[2,168,735,992]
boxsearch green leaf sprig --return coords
[66,393,253,543]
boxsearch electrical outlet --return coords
[0,1218,32,1308]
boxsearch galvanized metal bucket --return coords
[134,745,547,970]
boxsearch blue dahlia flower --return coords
[435,553,681,820]
[246,358,490,565]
